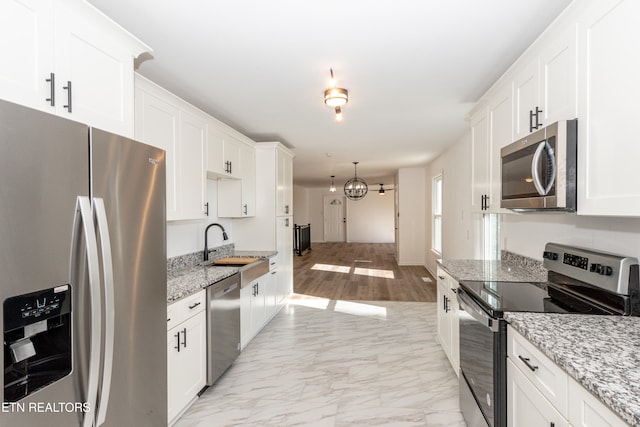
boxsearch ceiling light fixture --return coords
[334,106,343,122]
[378,184,385,195]
[344,162,368,201]
[329,175,337,192]
[324,68,348,121]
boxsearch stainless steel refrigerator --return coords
[0,99,167,426]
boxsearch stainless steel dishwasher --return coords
[206,272,241,386]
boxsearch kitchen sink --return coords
[203,257,269,288]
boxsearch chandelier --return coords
[329,175,336,192]
[344,162,368,201]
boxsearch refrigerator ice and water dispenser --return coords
[3,285,72,401]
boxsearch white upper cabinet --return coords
[470,105,490,213]
[217,141,256,218]
[135,74,208,221]
[513,25,578,141]
[539,26,578,126]
[513,56,541,140]
[178,108,208,220]
[207,127,243,179]
[276,149,293,216]
[576,0,640,216]
[134,83,180,219]
[471,81,514,214]
[487,82,514,214]
[0,0,149,137]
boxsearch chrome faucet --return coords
[203,223,229,261]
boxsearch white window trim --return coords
[432,173,443,256]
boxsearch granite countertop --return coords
[505,312,640,426]
[437,259,547,283]
[167,250,277,303]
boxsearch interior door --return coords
[323,195,346,242]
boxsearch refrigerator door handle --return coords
[94,198,115,426]
[71,196,102,427]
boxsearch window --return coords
[432,174,443,254]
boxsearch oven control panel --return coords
[543,242,638,295]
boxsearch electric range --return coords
[457,243,640,427]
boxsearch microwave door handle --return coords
[543,141,557,196]
[531,141,547,195]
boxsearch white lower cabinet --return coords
[167,291,207,424]
[240,260,285,350]
[436,267,459,375]
[240,275,268,350]
[568,377,629,427]
[508,325,630,427]
[508,358,569,427]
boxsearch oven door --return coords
[457,287,506,427]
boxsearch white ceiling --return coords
[89,0,572,188]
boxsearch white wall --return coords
[293,184,310,226]
[166,180,233,258]
[424,132,478,274]
[397,168,426,265]
[303,187,395,243]
[346,190,395,243]
[502,214,640,261]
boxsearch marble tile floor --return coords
[175,296,467,427]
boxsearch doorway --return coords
[323,195,346,242]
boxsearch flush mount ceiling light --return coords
[329,175,337,192]
[378,184,385,195]
[324,68,348,121]
[344,162,368,201]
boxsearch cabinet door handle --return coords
[45,73,55,106]
[243,204,248,215]
[204,202,209,216]
[451,288,457,294]
[188,301,201,310]
[229,161,232,174]
[518,355,539,372]
[182,327,187,348]
[534,106,543,130]
[63,81,72,113]
[285,218,289,227]
[438,276,445,280]
[529,109,535,133]
[284,205,290,214]
[174,332,181,352]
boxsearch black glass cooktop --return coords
[459,281,549,317]
[459,279,620,318]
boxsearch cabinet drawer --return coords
[167,290,206,330]
[507,325,569,417]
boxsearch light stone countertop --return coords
[505,312,640,426]
[437,259,547,283]
[167,250,277,303]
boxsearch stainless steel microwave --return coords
[500,119,577,211]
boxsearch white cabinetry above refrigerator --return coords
[0,0,150,138]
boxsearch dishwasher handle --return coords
[213,283,238,299]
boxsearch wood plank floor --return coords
[293,242,437,302]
